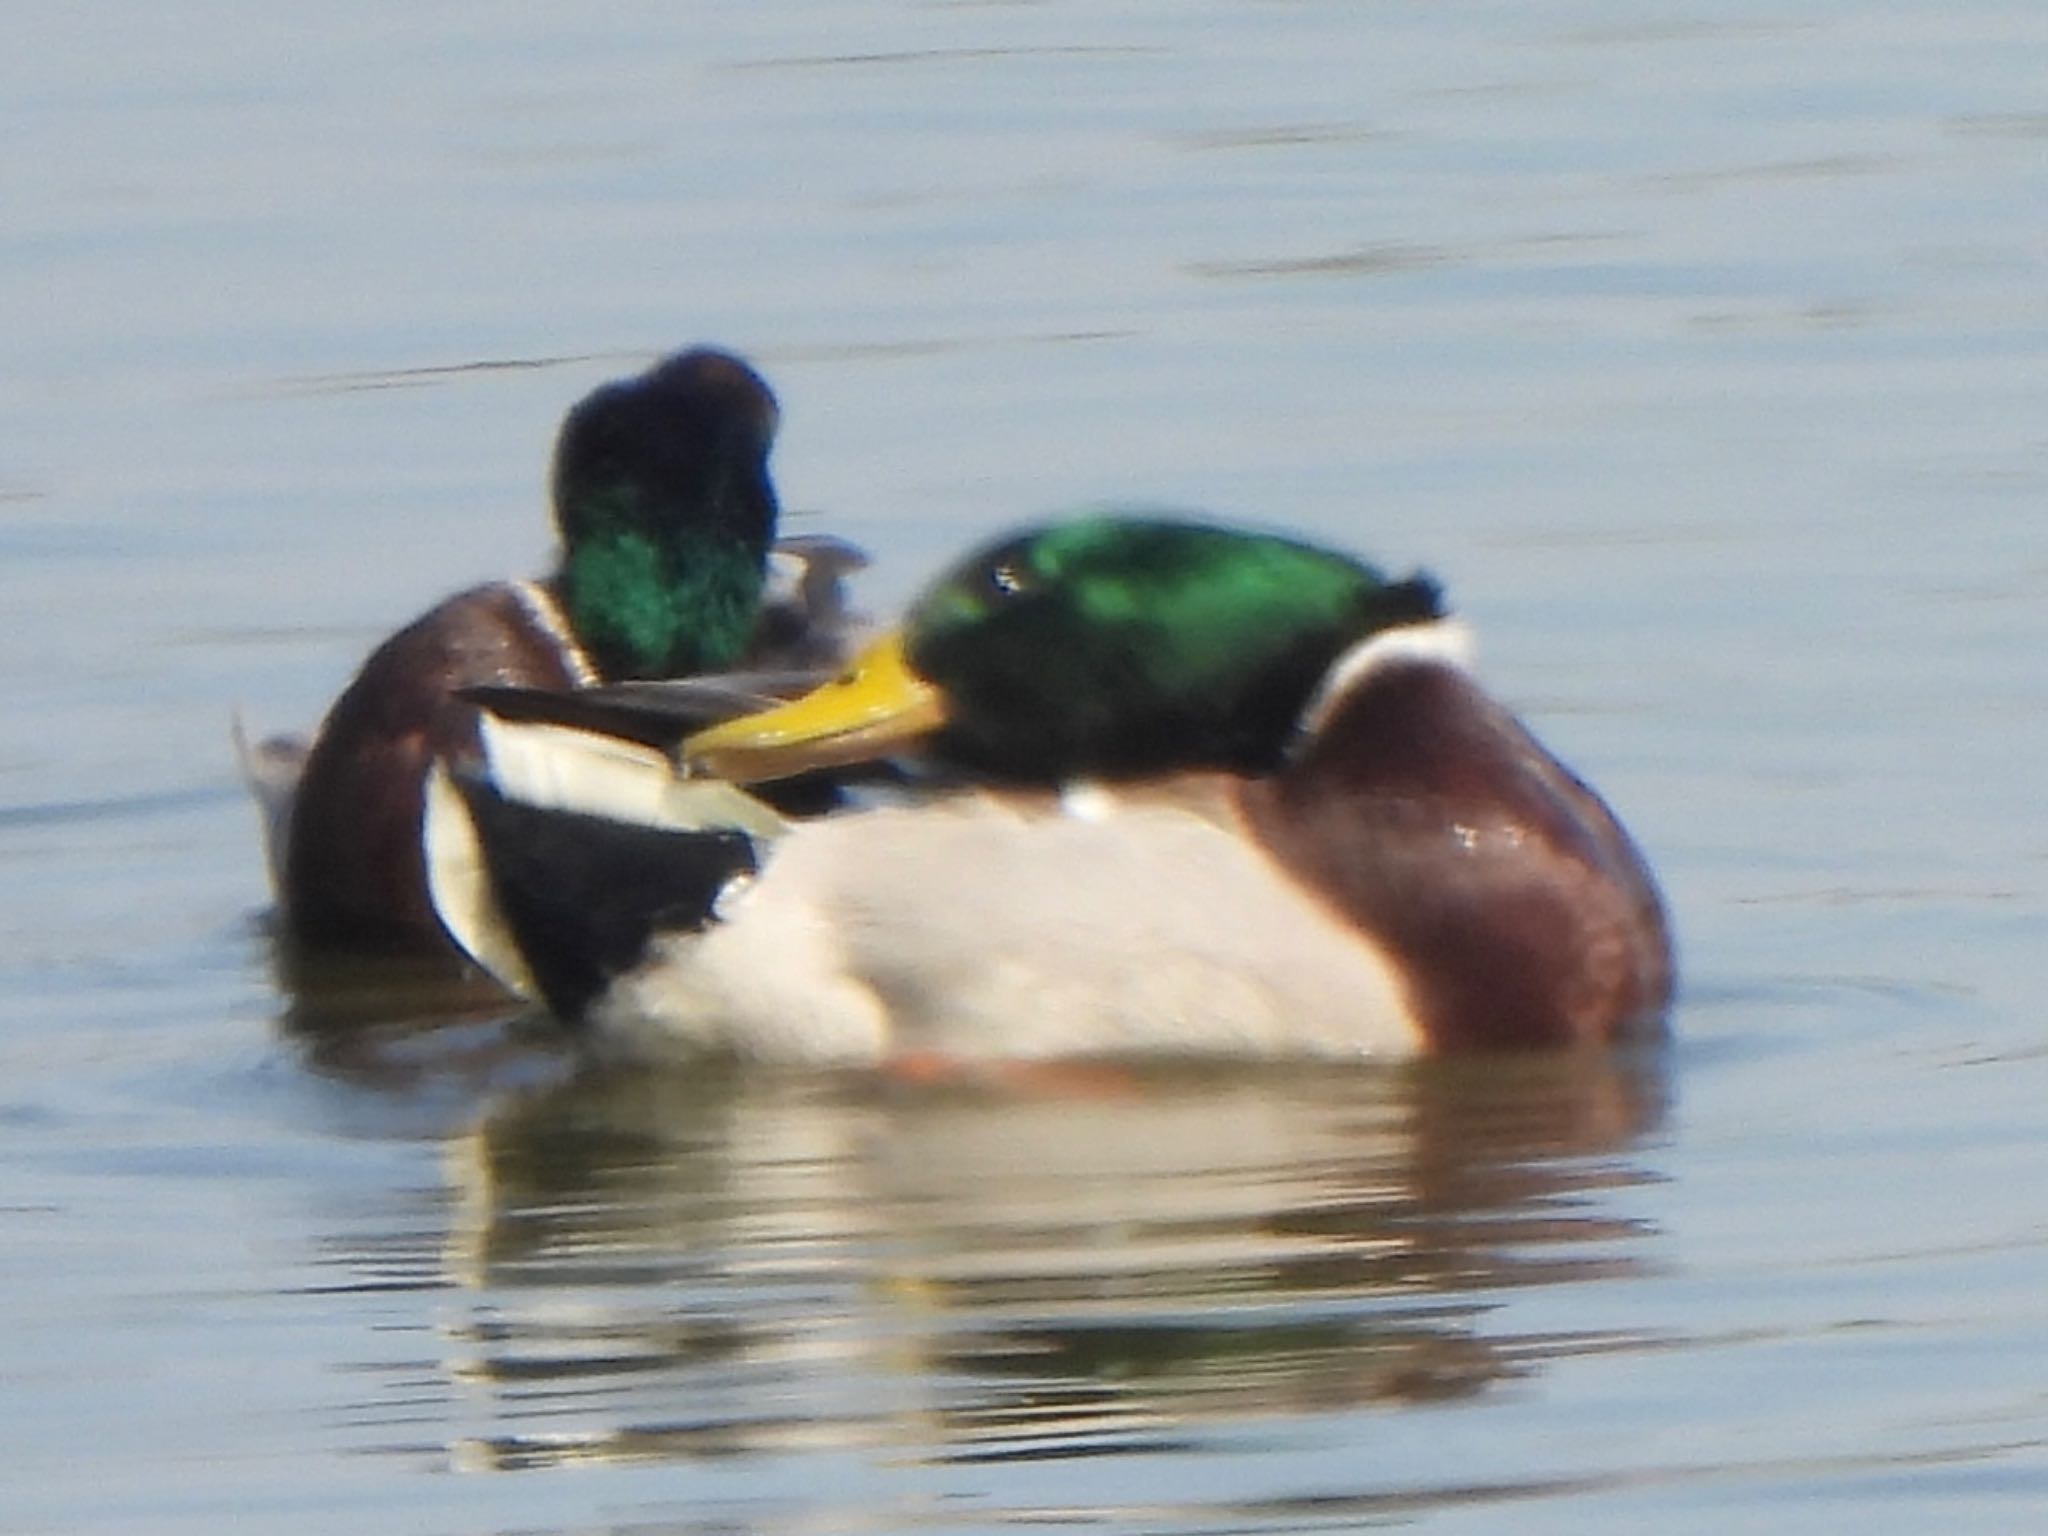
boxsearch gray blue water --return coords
[4,3,2047,1531]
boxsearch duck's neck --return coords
[1292,618,1476,742]
[559,516,768,681]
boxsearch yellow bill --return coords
[684,629,949,783]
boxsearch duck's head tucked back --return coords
[690,515,1447,785]
[908,517,1447,778]
[671,513,1670,1054]
[552,347,782,681]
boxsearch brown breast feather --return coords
[1237,661,1672,1050]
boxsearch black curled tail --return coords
[455,773,759,1026]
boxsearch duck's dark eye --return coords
[988,562,1029,599]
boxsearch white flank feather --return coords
[422,760,541,998]
[475,713,790,840]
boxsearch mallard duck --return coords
[426,514,1673,1061]
[243,346,863,954]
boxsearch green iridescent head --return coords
[686,513,1444,787]
[552,348,781,680]
[905,515,1442,778]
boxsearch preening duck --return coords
[428,514,1673,1062]
[242,346,860,954]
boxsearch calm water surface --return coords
[4,2,2047,1532]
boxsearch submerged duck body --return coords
[431,515,1673,1062]
[250,346,857,954]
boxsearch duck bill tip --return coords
[683,629,948,783]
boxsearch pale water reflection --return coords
[344,1052,1669,1482]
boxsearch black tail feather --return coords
[456,772,759,1025]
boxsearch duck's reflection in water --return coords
[409,1049,1668,1472]
[267,935,579,1118]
